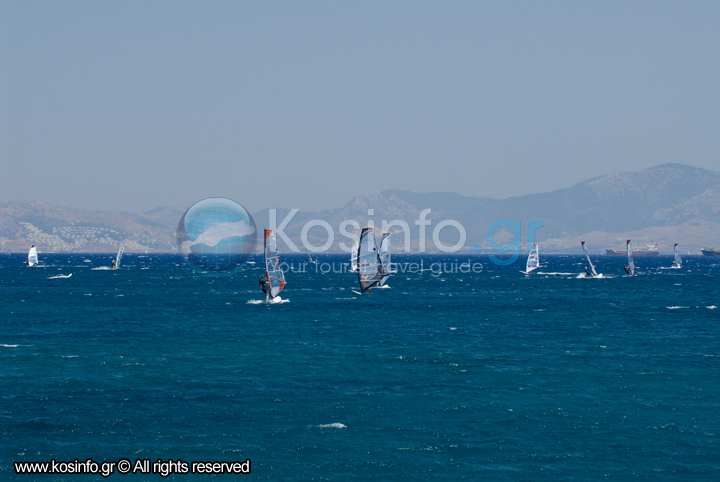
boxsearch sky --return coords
[1,1,718,213]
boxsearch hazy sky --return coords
[1,1,718,213]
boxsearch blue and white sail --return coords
[350,240,359,273]
[672,243,682,268]
[581,241,598,277]
[357,228,383,293]
[114,244,124,269]
[27,246,38,267]
[378,232,392,286]
[626,240,635,276]
[524,244,539,274]
[264,229,285,299]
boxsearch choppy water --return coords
[1,253,718,480]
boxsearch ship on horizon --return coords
[701,246,720,256]
[606,243,659,256]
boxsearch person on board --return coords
[585,267,594,278]
[259,275,269,302]
[624,265,632,276]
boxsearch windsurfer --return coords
[624,265,632,276]
[259,275,269,301]
[585,267,593,277]
[112,259,116,269]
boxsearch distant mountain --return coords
[0,199,183,253]
[2,164,719,253]
[254,164,720,254]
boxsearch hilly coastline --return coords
[2,164,719,254]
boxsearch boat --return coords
[355,227,384,294]
[672,243,682,268]
[378,232,393,287]
[625,240,635,276]
[264,229,286,300]
[27,245,38,267]
[606,243,659,256]
[520,243,539,274]
[701,246,720,256]
[113,244,124,269]
[581,241,602,278]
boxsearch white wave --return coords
[317,423,346,429]
[707,306,717,310]
[91,267,113,271]
[377,284,391,289]
[1,344,19,347]
[246,298,290,305]
[537,272,574,275]
[666,306,689,310]
[48,273,72,279]
[449,327,457,330]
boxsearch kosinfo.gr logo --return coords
[268,209,543,266]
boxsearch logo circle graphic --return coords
[176,198,257,275]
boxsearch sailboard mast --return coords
[626,240,635,276]
[526,244,539,273]
[378,232,392,286]
[673,243,682,268]
[357,227,383,293]
[115,244,124,269]
[28,246,38,267]
[264,229,286,299]
[581,241,598,277]
[350,240,359,273]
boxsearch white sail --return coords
[357,228,383,293]
[264,229,285,299]
[378,232,392,286]
[28,246,38,267]
[672,243,682,268]
[581,241,598,277]
[525,244,539,273]
[114,244,124,269]
[626,240,635,276]
[350,240,359,273]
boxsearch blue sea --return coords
[1,253,719,481]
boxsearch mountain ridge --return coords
[2,164,719,254]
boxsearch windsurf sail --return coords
[114,244,124,269]
[673,243,682,268]
[526,244,539,273]
[626,240,635,276]
[264,229,285,298]
[378,232,392,286]
[28,246,38,267]
[581,241,598,277]
[350,240,359,273]
[305,246,315,264]
[357,227,383,293]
